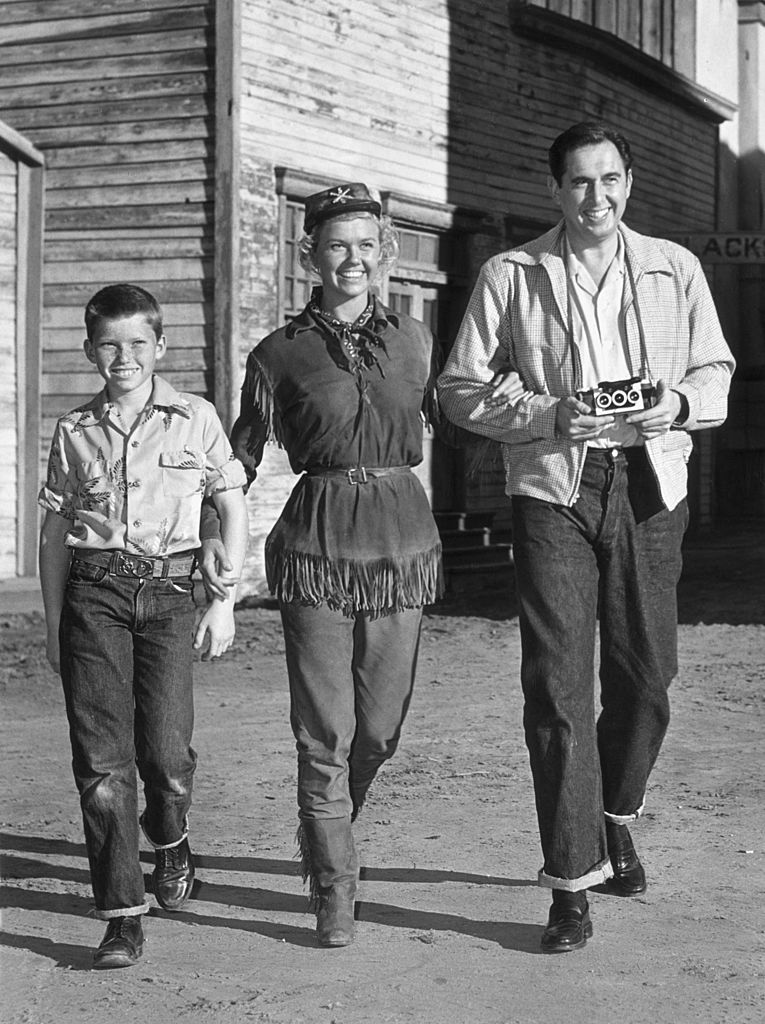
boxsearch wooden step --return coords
[433,511,496,532]
[439,527,491,550]
[442,543,513,569]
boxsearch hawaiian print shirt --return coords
[39,375,246,556]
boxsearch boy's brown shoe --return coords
[93,915,144,969]
[153,837,195,911]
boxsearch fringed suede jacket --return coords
[203,289,446,616]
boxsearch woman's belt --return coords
[71,548,197,579]
[306,465,412,485]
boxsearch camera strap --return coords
[624,256,654,382]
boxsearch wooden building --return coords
[1,0,761,590]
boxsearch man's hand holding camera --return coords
[624,380,683,439]
[556,395,615,441]
[557,379,684,441]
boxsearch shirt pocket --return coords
[159,449,206,497]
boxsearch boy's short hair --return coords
[85,284,163,341]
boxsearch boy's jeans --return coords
[511,447,688,889]
[59,560,197,918]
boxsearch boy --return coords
[38,284,248,968]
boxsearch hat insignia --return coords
[329,186,352,205]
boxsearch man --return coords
[437,122,734,953]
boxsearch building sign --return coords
[670,233,765,263]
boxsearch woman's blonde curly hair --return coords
[298,211,399,278]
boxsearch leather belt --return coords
[306,466,412,485]
[72,549,197,579]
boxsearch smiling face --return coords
[313,214,382,314]
[84,313,166,404]
[551,140,632,252]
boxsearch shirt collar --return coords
[72,375,192,427]
[565,230,625,294]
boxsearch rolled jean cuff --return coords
[140,813,189,850]
[604,801,645,825]
[538,856,613,892]
[95,902,149,920]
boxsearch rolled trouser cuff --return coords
[94,902,149,920]
[140,813,189,849]
[538,856,613,892]
[604,801,645,825]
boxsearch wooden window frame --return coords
[274,168,343,323]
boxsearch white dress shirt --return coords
[566,234,640,448]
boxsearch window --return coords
[275,168,334,323]
[282,199,312,320]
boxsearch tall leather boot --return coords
[297,817,358,947]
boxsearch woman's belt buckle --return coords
[346,466,368,484]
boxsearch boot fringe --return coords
[295,823,321,910]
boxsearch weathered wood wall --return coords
[0,151,18,577]
[0,0,216,474]
[236,0,720,555]
[526,0,696,75]
[238,0,717,354]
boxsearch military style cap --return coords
[303,183,382,234]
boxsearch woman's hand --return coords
[485,370,527,408]
[45,628,61,675]
[193,601,236,661]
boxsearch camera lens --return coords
[611,389,627,407]
[595,392,612,409]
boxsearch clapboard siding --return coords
[239,0,716,281]
[43,300,213,328]
[1,72,211,112]
[1,28,209,66]
[1,7,210,45]
[0,0,216,490]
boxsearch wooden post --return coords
[16,161,44,577]
[214,0,242,430]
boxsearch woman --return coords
[201,182,521,946]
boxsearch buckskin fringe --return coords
[267,544,444,617]
[295,823,320,910]
[244,358,282,445]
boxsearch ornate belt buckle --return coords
[117,554,154,577]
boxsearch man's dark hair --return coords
[85,284,163,341]
[548,122,633,185]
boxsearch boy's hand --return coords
[194,601,236,660]
[198,538,238,601]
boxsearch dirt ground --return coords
[1,520,764,1024]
